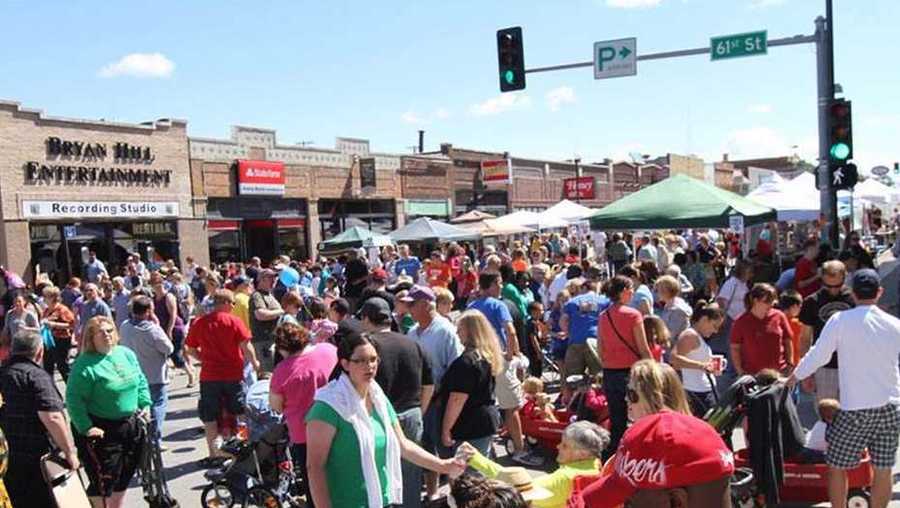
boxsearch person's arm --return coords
[64,366,96,436]
[184,345,200,363]
[420,384,434,415]
[790,317,840,384]
[504,321,519,358]
[393,421,460,475]
[441,392,468,447]
[730,344,744,375]
[254,307,283,320]
[240,339,261,373]
[164,294,177,337]
[37,410,80,470]
[631,320,652,360]
[798,324,813,357]
[781,317,795,371]
[460,442,503,478]
[306,420,337,508]
[153,326,175,356]
[669,332,711,371]
[269,392,285,413]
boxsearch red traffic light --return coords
[830,102,850,118]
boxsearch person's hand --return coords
[441,458,467,479]
[85,427,105,440]
[64,448,81,471]
[441,431,455,448]
[252,359,262,374]
[785,374,798,390]
[455,442,477,462]
[137,408,151,422]
[801,377,816,394]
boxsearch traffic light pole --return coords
[815,12,839,249]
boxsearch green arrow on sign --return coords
[619,46,631,59]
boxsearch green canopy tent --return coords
[317,226,394,253]
[589,174,777,230]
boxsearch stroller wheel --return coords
[201,483,237,508]
[243,487,282,508]
[847,489,871,508]
[504,436,515,456]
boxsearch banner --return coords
[359,157,376,191]
[237,160,285,196]
[481,159,511,186]
[563,176,595,199]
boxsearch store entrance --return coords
[243,219,276,263]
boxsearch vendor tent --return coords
[319,226,394,251]
[541,199,595,223]
[389,217,481,243]
[854,178,898,205]
[589,174,777,229]
[747,173,820,222]
[450,210,496,224]
[492,210,568,231]
[456,218,535,237]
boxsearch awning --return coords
[277,218,307,229]
[208,220,240,231]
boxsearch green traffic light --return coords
[830,142,851,160]
[503,70,516,85]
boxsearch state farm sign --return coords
[563,176,595,200]
[237,160,285,196]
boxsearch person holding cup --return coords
[670,302,726,417]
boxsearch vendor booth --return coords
[389,217,481,243]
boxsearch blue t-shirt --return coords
[628,284,654,314]
[467,297,512,350]
[563,293,611,345]
[394,257,422,279]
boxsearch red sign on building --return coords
[481,159,511,186]
[563,176,595,199]
[236,160,285,196]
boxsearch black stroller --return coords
[200,380,302,508]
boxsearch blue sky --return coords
[1,0,897,173]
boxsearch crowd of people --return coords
[0,222,896,508]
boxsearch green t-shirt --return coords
[306,399,399,508]
[66,345,152,434]
[400,314,415,335]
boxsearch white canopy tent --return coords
[853,178,899,205]
[540,199,595,223]
[747,174,821,222]
[492,210,568,231]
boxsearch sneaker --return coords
[511,450,543,467]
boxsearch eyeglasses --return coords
[823,282,844,289]
[626,387,640,404]
[349,356,379,366]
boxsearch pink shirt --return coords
[270,343,338,443]
[310,318,338,344]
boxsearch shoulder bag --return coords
[604,307,642,361]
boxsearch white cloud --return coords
[722,127,818,163]
[468,93,532,117]
[606,0,662,8]
[402,108,451,125]
[749,0,787,8]
[433,108,451,120]
[747,103,773,114]
[98,53,175,78]
[546,86,577,112]
[401,111,424,125]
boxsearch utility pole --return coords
[823,0,839,248]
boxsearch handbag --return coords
[605,309,642,361]
[40,323,56,349]
[41,451,91,508]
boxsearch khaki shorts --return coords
[564,341,602,378]
[494,359,524,410]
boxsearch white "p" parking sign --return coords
[593,38,637,80]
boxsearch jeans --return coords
[397,407,423,508]
[290,443,314,508]
[43,337,71,381]
[149,383,168,440]
[602,368,630,461]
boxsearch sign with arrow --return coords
[594,38,637,80]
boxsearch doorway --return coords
[243,219,276,263]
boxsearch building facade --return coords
[189,127,402,263]
[0,100,202,284]
[399,154,454,222]
[509,157,614,211]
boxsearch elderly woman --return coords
[67,316,151,508]
[306,333,464,508]
[459,421,609,508]
[269,322,338,508]
[654,275,692,341]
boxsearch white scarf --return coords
[314,373,402,508]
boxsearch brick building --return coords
[399,154,453,221]
[190,127,402,263]
[0,100,202,284]
[508,157,614,211]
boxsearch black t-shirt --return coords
[798,288,855,368]
[0,358,65,462]
[344,259,370,298]
[371,330,434,413]
[504,298,527,353]
[439,350,500,440]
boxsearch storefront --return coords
[0,100,203,284]
[206,194,309,263]
[317,199,395,241]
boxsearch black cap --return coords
[851,268,880,299]
[359,298,392,323]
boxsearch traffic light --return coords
[830,162,858,191]
[497,27,525,92]
[828,99,853,162]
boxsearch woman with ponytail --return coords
[670,302,726,417]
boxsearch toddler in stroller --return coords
[200,379,303,508]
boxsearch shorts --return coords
[494,359,524,411]
[199,381,245,423]
[826,403,900,470]
[75,413,146,497]
[814,367,840,402]
[563,342,601,378]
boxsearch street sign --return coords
[593,38,637,80]
[871,165,890,177]
[64,225,76,239]
[710,30,767,61]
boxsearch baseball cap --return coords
[399,285,436,303]
[371,268,388,282]
[258,268,277,280]
[232,275,250,287]
[359,298,392,322]
[851,268,880,299]
[580,412,734,508]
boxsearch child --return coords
[548,290,570,368]
[778,291,803,366]
[307,297,337,344]
[522,377,558,422]
[524,301,546,378]
[322,276,340,304]
[799,398,840,463]
[642,315,670,362]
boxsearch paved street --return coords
[119,371,900,507]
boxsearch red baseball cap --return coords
[580,412,734,508]
[371,268,388,281]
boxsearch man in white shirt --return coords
[636,234,658,268]
[788,269,900,508]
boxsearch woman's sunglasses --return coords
[626,387,640,404]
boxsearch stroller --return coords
[138,417,180,508]
[705,376,874,507]
[200,380,303,508]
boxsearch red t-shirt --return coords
[426,262,452,288]
[185,310,252,382]
[729,308,792,375]
[599,304,644,369]
[794,256,820,298]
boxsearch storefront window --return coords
[278,228,308,260]
[317,199,396,242]
[209,230,241,264]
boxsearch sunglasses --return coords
[626,387,640,404]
